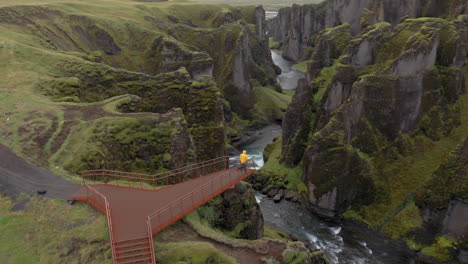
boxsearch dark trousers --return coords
[240,163,246,172]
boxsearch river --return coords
[271,49,305,91]
[233,47,412,263]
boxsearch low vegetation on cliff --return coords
[0,0,324,262]
[268,1,467,262]
[0,0,289,175]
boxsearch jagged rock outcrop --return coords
[63,108,196,173]
[39,64,226,172]
[268,0,468,62]
[416,139,468,237]
[276,11,467,261]
[282,79,314,167]
[198,182,264,239]
[306,23,352,80]
[0,4,278,123]
[0,3,285,168]
[347,22,392,67]
[223,8,277,118]
[280,10,467,224]
[157,6,278,119]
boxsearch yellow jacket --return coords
[240,150,248,164]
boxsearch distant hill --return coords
[187,0,323,10]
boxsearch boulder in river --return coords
[267,188,279,198]
[273,189,284,203]
[284,190,295,200]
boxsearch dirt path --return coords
[0,144,79,199]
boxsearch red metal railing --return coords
[85,184,117,263]
[146,217,156,263]
[80,156,257,264]
[81,156,230,189]
[147,158,257,234]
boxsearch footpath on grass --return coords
[0,144,79,199]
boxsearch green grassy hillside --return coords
[0,0,285,176]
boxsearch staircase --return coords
[114,237,154,264]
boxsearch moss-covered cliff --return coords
[0,0,307,263]
[0,0,285,175]
[268,0,468,61]
[273,1,467,262]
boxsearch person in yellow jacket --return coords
[239,150,248,172]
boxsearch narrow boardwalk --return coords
[69,157,256,264]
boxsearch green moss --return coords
[281,246,311,264]
[263,225,291,242]
[269,37,280,49]
[381,203,423,239]
[420,236,457,262]
[282,248,297,263]
[184,212,253,247]
[292,61,308,73]
[312,59,340,103]
[155,242,236,264]
[321,23,352,53]
[359,86,468,229]
[55,115,187,175]
[342,209,373,228]
[225,221,253,238]
[415,139,467,209]
[257,137,305,195]
[252,84,293,123]
[375,18,461,71]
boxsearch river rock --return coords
[273,189,284,203]
[267,188,279,197]
[285,191,295,200]
[291,194,302,203]
[201,182,264,239]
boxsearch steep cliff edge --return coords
[268,0,468,62]
[0,1,281,174]
[275,1,468,262]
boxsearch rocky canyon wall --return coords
[268,0,468,61]
[276,0,467,261]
